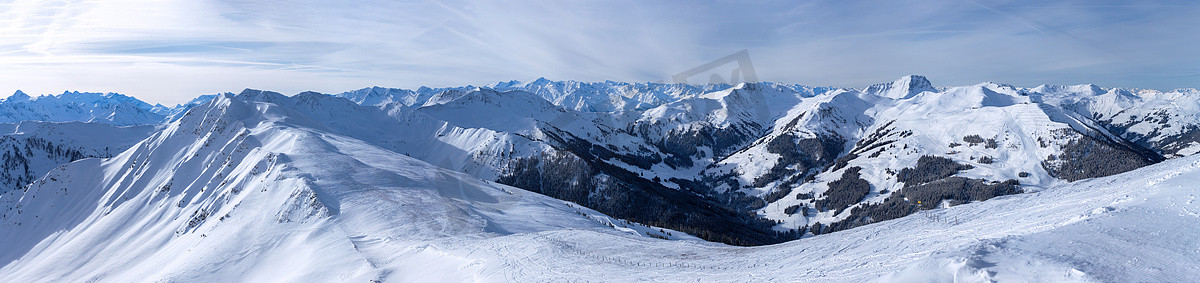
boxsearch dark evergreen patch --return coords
[813,167,870,215]
[752,133,844,189]
[0,137,101,193]
[903,177,1020,209]
[784,205,803,215]
[829,153,858,173]
[1044,135,1160,181]
[985,138,1000,149]
[962,135,985,144]
[897,156,973,186]
[762,185,793,203]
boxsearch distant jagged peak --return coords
[1169,88,1200,94]
[1030,83,1106,96]
[865,75,937,99]
[54,90,145,104]
[420,86,491,107]
[530,76,553,85]
[492,80,523,89]
[7,90,29,102]
[1081,83,1105,95]
[183,91,264,123]
[235,88,288,103]
[236,88,282,96]
[0,89,175,125]
[0,90,149,107]
[179,94,221,107]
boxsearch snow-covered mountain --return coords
[311,77,1191,241]
[756,80,1161,234]
[1031,85,1200,157]
[236,88,786,245]
[0,91,203,195]
[338,79,833,114]
[1,76,1198,281]
[3,92,1198,281]
[0,90,213,126]
[0,94,687,281]
[863,74,939,99]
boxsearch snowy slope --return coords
[709,89,878,195]
[452,149,1200,282]
[324,78,1181,242]
[759,80,1160,233]
[235,88,786,245]
[0,78,1198,281]
[232,89,558,180]
[416,88,595,136]
[6,114,1193,281]
[1033,85,1200,157]
[0,94,687,282]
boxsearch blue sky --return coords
[0,0,1196,104]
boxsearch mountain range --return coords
[1,76,1198,281]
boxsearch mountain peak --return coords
[7,90,29,101]
[235,88,286,102]
[530,77,553,85]
[866,75,937,99]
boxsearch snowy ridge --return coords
[230,88,559,180]
[0,93,687,282]
[7,132,1189,281]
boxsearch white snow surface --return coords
[1032,85,1200,157]
[1,78,1199,282]
[0,94,690,282]
[0,90,214,126]
[755,81,1148,228]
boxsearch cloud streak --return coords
[0,0,1196,104]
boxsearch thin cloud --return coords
[0,0,1195,104]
